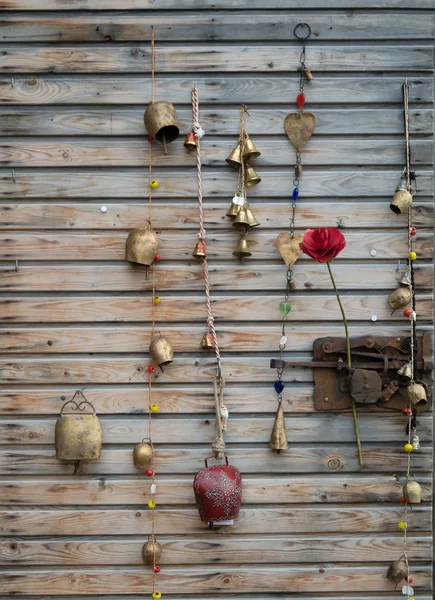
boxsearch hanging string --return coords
[150,26,155,105]
[191,86,227,460]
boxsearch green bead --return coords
[279,301,292,316]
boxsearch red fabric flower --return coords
[301,228,346,263]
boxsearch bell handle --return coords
[60,394,96,416]
[204,455,228,468]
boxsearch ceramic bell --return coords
[193,456,242,523]
[55,395,103,461]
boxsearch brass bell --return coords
[193,240,206,258]
[388,287,412,310]
[244,204,260,228]
[232,205,250,229]
[397,362,412,381]
[403,480,422,504]
[244,165,261,187]
[149,334,173,370]
[142,540,162,566]
[233,233,251,259]
[226,202,242,218]
[125,221,159,268]
[226,144,243,168]
[399,270,412,287]
[304,69,313,81]
[200,332,214,349]
[390,189,412,215]
[386,558,408,584]
[184,131,198,150]
[243,137,261,161]
[269,404,288,452]
[133,440,153,470]
[55,393,103,462]
[379,380,399,402]
[144,101,180,150]
[407,382,428,408]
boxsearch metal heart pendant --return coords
[275,232,304,267]
[284,112,316,152]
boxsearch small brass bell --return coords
[233,233,251,259]
[388,287,412,310]
[397,362,412,381]
[399,270,412,287]
[226,202,242,218]
[55,393,103,462]
[142,540,162,566]
[379,380,399,402]
[242,137,261,161]
[407,382,428,408]
[244,165,261,187]
[233,205,250,229]
[133,440,153,470]
[193,240,206,258]
[126,222,159,268]
[403,480,422,504]
[244,204,261,228]
[304,69,313,81]
[200,332,214,349]
[226,144,243,168]
[269,404,288,452]
[184,131,198,150]
[386,558,408,584]
[144,101,180,151]
[149,334,173,370]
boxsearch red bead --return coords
[407,577,413,583]
[145,469,154,476]
[402,407,412,415]
[154,254,161,262]
[154,566,161,573]
[400,496,406,504]
[147,365,155,373]
[296,93,306,108]
[403,307,413,318]
[410,227,417,236]
[148,136,154,143]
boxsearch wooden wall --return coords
[0,1,433,599]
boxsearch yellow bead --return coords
[152,592,162,599]
[150,180,159,189]
[404,443,413,453]
[148,500,156,509]
[409,251,417,261]
[153,296,161,305]
[149,404,159,413]
[398,521,407,530]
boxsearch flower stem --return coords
[327,261,363,466]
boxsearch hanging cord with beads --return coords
[191,86,227,460]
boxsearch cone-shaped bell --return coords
[184,132,198,150]
[149,334,173,369]
[132,441,153,470]
[243,137,261,160]
[226,144,243,168]
[245,165,261,187]
[142,540,162,566]
[244,204,260,228]
[200,332,214,349]
[226,202,242,218]
[399,270,412,286]
[125,223,159,267]
[144,101,179,144]
[233,205,251,228]
[397,362,412,381]
[193,240,206,258]
[269,404,288,451]
[233,234,251,258]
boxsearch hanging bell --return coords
[386,558,408,584]
[200,332,214,349]
[226,144,243,168]
[149,334,173,370]
[233,233,251,259]
[304,69,313,81]
[184,131,198,150]
[55,394,103,461]
[242,137,261,161]
[403,480,422,504]
[226,202,242,218]
[390,189,413,215]
[388,287,412,310]
[397,362,412,381]
[193,456,242,523]
[142,540,162,566]
[399,270,412,287]
[133,440,153,470]
[193,240,206,258]
[125,221,159,268]
[269,404,288,452]
[407,382,428,408]
[232,205,250,229]
[144,101,180,146]
[244,204,261,228]
[244,165,261,187]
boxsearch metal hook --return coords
[15,260,18,273]
[294,22,312,41]
[11,170,16,183]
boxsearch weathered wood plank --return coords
[0,535,430,565]
[1,169,432,198]
[1,138,432,167]
[1,506,430,536]
[0,264,432,293]
[0,294,431,323]
[0,232,432,261]
[1,445,432,475]
[1,416,431,445]
[1,107,433,136]
[0,202,432,230]
[0,566,431,595]
[0,45,432,73]
[1,76,432,105]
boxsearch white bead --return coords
[100,206,107,213]
[412,311,417,321]
[233,195,245,206]
[402,585,414,596]
[371,315,378,322]
[151,484,157,494]
[370,249,377,257]
[280,336,287,346]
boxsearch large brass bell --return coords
[233,232,251,259]
[388,287,412,310]
[149,333,173,370]
[243,137,261,161]
[142,540,162,566]
[386,558,408,585]
[244,165,261,187]
[407,382,428,408]
[144,101,179,151]
[244,203,260,228]
[226,144,243,168]
[403,480,422,504]
[125,221,158,268]
[55,392,103,462]
[133,440,153,470]
[269,404,288,452]
[232,205,250,228]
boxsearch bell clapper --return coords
[72,460,81,476]
[162,133,167,155]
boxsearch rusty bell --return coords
[193,456,242,523]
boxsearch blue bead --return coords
[274,380,285,394]
[292,187,299,201]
